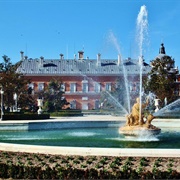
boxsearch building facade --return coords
[16,44,179,110]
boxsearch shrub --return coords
[50,110,83,117]
[2,113,50,120]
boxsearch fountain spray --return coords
[119,5,161,137]
[136,5,148,124]
[109,31,131,113]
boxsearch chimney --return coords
[40,56,44,66]
[24,56,28,60]
[20,51,24,61]
[117,54,121,65]
[60,53,64,60]
[78,51,84,60]
[97,53,101,66]
[74,54,76,60]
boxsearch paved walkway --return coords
[0,115,180,157]
[0,142,179,157]
[0,114,178,123]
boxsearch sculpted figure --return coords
[126,97,154,126]
[120,97,160,136]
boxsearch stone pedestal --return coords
[119,124,161,136]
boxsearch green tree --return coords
[143,55,178,105]
[0,55,34,111]
[42,78,69,112]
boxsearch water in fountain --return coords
[70,66,127,114]
[136,5,148,122]
[104,91,128,114]
[153,99,180,117]
[82,75,128,114]
[108,31,131,113]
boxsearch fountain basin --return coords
[119,125,161,136]
[0,116,179,149]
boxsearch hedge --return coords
[2,113,50,120]
[50,110,83,117]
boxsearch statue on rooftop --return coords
[159,43,166,54]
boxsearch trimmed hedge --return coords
[50,110,83,117]
[157,115,180,119]
[2,113,50,120]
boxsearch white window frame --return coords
[82,80,88,93]
[61,83,66,92]
[38,82,44,91]
[70,83,76,93]
[94,82,101,93]
[94,99,100,109]
[105,82,111,91]
[70,100,76,109]
[28,83,34,95]
[82,103,88,110]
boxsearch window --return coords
[61,83,65,92]
[105,83,111,91]
[82,103,88,110]
[94,82,101,93]
[70,83,76,93]
[70,100,76,109]
[82,80,88,93]
[28,83,34,89]
[130,82,136,92]
[136,82,140,92]
[38,83,44,91]
[94,99,100,109]
[28,83,34,94]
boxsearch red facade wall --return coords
[25,75,118,110]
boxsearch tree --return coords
[0,55,34,111]
[143,55,178,106]
[41,78,69,112]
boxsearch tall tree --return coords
[143,55,178,106]
[41,78,69,112]
[0,55,33,111]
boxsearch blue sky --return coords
[0,0,180,67]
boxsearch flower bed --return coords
[0,151,179,179]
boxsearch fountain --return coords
[119,5,161,136]
[154,98,180,118]
[119,97,161,136]
[108,31,131,113]
[1,5,180,156]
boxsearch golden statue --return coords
[119,97,161,136]
[126,97,154,127]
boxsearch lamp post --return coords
[0,88,4,120]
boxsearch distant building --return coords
[16,44,179,110]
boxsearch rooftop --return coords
[17,58,151,76]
